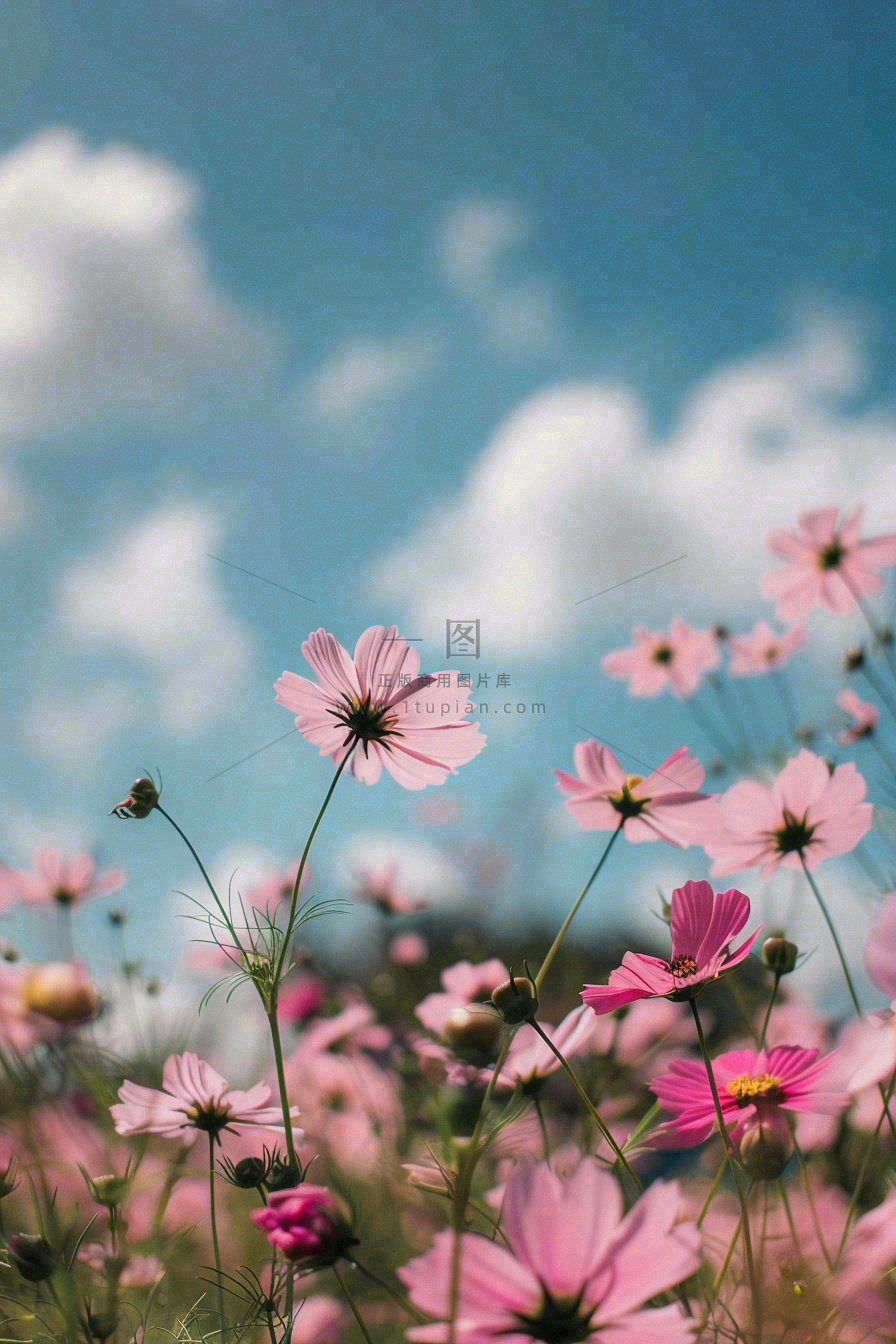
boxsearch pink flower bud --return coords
[251,1186,356,1267]
[23,962,100,1024]
[739,1107,794,1181]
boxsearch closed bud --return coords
[2,945,18,963]
[491,975,538,1025]
[739,1108,794,1181]
[232,1156,267,1188]
[844,645,865,672]
[267,1160,301,1192]
[83,1304,119,1342]
[443,1004,503,1054]
[713,624,730,641]
[109,777,159,820]
[23,963,101,1024]
[8,1232,56,1282]
[762,936,799,976]
[82,1171,128,1207]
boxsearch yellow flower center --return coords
[725,1072,783,1105]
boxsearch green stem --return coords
[759,974,781,1050]
[346,1256,428,1323]
[528,1020,641,1192]
[156,805,231,930]
[208,1133,225,1330]
[535,823,622,992]
[845,579,896,683]
[273,741,357,986]
[835,1063,896,1265]
[534,1096,551,1165]
[799,855,863,1015]
[697,1155,728,1227]
[689,998,761,1338]
[332,1263,375,1344]
[267,1008,297,1167]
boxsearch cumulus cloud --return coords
[372,314,896,655]
[57,502,254,735]
[299,331,440,426]
[436,198,530,290]
[331,829,463,908]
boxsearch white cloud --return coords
[57,502,254,735]
[299,331,440,426]
[24,678,133,768]
[437,198,530,290]
[331,829,463,908]
[372,315,896,654]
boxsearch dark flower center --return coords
[652,644,674,665]
[512,1285,595,1344]
[669,954,698,978]
[328,692,400,752]
[186,1101,231,1136]
[53,888,75,906]
[818,540,845,571]
[609,777,649,821]
[771,809,815,856]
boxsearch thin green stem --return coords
[267,1008,297,1167]
[346,1256,427,1323]
[332,1263,375,1344]
[534,1096,551,1164]
[835,1064,896,1265]
[208,1133,225,1330]
[535,823,622,992]
[697,1155,729,1228]
[156,805,230,928]
[689,998,761,1339]
[799,855,862,1015]
[528,1020,641,1192]
[759,974,782,1050]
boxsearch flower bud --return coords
[442,1004,503,1054]
[251,1185,357,1268]
[738,1108,794,1181]
[267,1160,302,1192]
[81,1171,128,1208]
[713,624,730,641]
[2,945,18,963]
[109,777,159,819]
[232,1157,267,1189]
[23,963,101,1024]
[8,1232,56,1282]
[0,1158,18,1199]
[844,645,865,672]
[491,975,538,1025]
[762,936,799,976]
[83,1304,119,1343]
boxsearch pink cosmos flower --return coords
[0,848,124,910]
[275,625,486,789]
[554,742,715,846]
[389,932,428,966]
[582,879,761,1015]
[601,618,720,698]
[728,621,805,676]
[277,973,327,1025]
[648,1044,845,1150]
[702,749,872,877]
[398,1157,701,1344]
[111,1052,298,1145]
[414,958,508,1036]
[291,1296,347,1344]
[252,1186,356,1267]
[836,687,879,743]
[761,505,896,620]
[481,1005,598,1091]
[865,891,896,1001]
[353,860,425,914]
[834,1188,896,1338]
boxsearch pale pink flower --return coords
[582,879,761,1015]
[602,618,720,698]
[762,505,896,620]
[292,1296,347,1344]
[275,625,486,789]
[834,1188,896,1338]
[702,748,872,877]
[728,620,805,676]
[353,860,424,914]
[554,742,716,846]
[79,1243,164,1288]
[0,962,70,1051]
[398,1157,701,1344]
[865,891,896,1001]
[836,687,879,743]
[0,848,124,909]
[648,1044,845,1150]
[389,932,428,966]
[415,958,508,1036]
[111,1052,298,1145]
[483,1005,598,1091]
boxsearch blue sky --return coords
[2,0,896,1000]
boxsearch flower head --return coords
[554,742,715,846]
[601,618,720,698]
[0,848,124,910]
[761,505,896,620]
[481,1005,597,1092]
[648,1044,845,1152]
[111,1051,298,1145]
[275,625,486,789]
[836,687,878,743]
[251,1185,356,1267]
[834,1188,896,1338]
[702,749,872,877]
[582,879,761,1014]
[414,958,508,1036]
[728,621,805,676]
[398,1157,701,1344]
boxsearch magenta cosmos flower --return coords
[836,687,879,744]
[554,742,715,846]
[582,879,761,1015]
[649,1044,845,1150]
[702,748,872,877]
[761,505,896,620]
[398,1157,701,1344]
[251,1185,356,1268]
[601,618,720,699]
[275,625,486,789]
[0,848,124,910]
[111,1052,299,1145]
[728,620,805,676]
